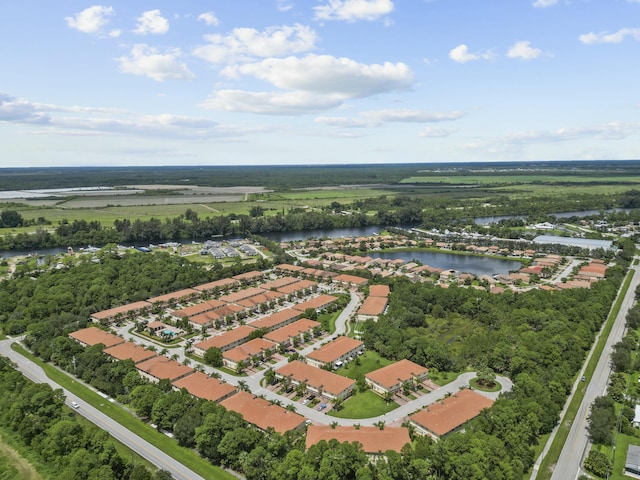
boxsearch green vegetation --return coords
[536,265,635,480]
[337,351,393,380]
[11,344,235,480]
[327,391,398,419]
[0,434,41,480]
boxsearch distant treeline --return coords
[2,160,640,191]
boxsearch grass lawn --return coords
[319,310,341,334]
[469,378,502,392]
[328,390,398,419]
[337,351,393,380]
[11,343,235,480]
[430,371,460,386]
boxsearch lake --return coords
[369,250,522,276]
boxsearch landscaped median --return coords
[11,343,235,480]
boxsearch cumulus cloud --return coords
[222,54,414,98]
[65,5,114,34]
[134,9,169,35]
[117,44,194,82]
[193,24,317,64]
[579,28,640,44]
[507,41,542,60]
[532,0,558,7]
[316,108,463,128]
[314,0,394,22]
[449,44,494,63]
[277,1,294,12]
[198,12,220,26]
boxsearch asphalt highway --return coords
[0,339,205,480]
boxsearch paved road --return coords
[0,339,206,480]
[116,289,511,426]
[543,259,640,480]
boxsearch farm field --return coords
[400,175,640,185]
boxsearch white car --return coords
[70,401,80,409]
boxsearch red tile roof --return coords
[69,327,125,348]
[194,325,255,351]
[292,294,337,312]
[251,308,300,330]
[357,296,388,316]
[147,288,199,304]
[306,336,363,364]
[365,359,428,390]
[368,285,390,297]
[223,338,276,363]
[276,360,355,397]
[90,301,151,320]
[220,391,305,434]
[264,318,321,344]
[103,342,157,363]
[172,371,236,403]
[306,426,410,454]
[193,278,240,292]
[136,356,194,382]
[409,389,494,437]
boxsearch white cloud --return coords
[65,5,114,34]
[0,92,238,140]
[533,0,558,7]
[109,29,121,38]
[507,41,542,60]
[201,90,345,115]
[314,0,394,22]
[0,93,51,124]
[316,108,463,128]
[193,24,317,64]
[448,44,494,63]
[464,122,640,155]
[579,28,640,44]
[277,1,294,12]
[117,44,194,82]
[134,9,169,35]
[223,54,414,98]
[198,12,220,27]
[418,126,457,137]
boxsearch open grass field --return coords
[336,351,393,380]
[327,390,398,419]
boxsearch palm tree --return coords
[237,380,249,392]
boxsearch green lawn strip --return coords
[469,378,502,393]
[320,311,341,334]
[535,268,634,480]
[10,343,235,480]
[0,431,45,480]
[430,371,460,387]
[328,390,398,419]
[336,351,393,380]
[608,433,638,480]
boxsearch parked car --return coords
[318,403,326,411]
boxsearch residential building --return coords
[103,342,157,364]
[356,296,388,322]
[172,371,236,403]
[291,294,338,313]
[69,327,125,348]
[193,325,256,355]
[333,274,369,287]
[147,288,199,306]
[222,338,276,371]
[409,389,494,440]
[306,336,364,369]
[90,300,150,323]
[264,318,321,347]
[220,391,306,434]
[135,356,193,383]
[251,308,300,332]
[365,359,428,396]
[276,360,355,400]
[305,426,411,457]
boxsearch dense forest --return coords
[0,247,630,479]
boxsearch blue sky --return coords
[1,0,639,167]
